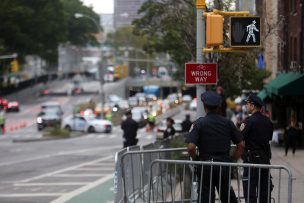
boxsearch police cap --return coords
[125,109,132,116]
[201,91,222,107]
[245,93,264,107]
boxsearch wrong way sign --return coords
[185,63,217,85]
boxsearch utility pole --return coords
[196,0,206,118]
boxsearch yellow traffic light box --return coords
[10,59,19,73]
[206,14,223,47]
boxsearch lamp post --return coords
[74,13,106,118]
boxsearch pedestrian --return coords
[285,118,299,156]
[186,91,245,203]
[121,110,138,148]
[0,106,5,135]
[181,114,192,133]
[240,93,274,203]
[163,117,175,139]
[216,86,227,117]
[146,113,156,132]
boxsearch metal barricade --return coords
[119,148,188,203]
[148,159,293,203]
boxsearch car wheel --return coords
[88,126,95,133]
[65,125,71,132]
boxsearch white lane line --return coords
[19,155,113,183]
[52,174,106,177]
[51,174,113,203]
[89,162,114,166]
[72,168,104,171]
[0,145,120,167]
[0,193,64,197]
[15,182,90,186]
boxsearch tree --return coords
[0,0,100,65]
[133,0,270,97]
[0,0,67,63]
[61,0,101,46]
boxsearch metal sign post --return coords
[196,0,206,118]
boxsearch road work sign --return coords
[185,63,217,85]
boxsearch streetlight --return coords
[74,13,106,118]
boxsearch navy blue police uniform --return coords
[240,94,273,203]
[186,91,243,203]
[121,110,139,148]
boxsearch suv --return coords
[37,102,63,131]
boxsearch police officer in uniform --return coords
[186,91,244,203]
[121,110,139,148]
[240,94,273,203]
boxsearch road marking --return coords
[19,155,114,183]
[0,145,120,167]
[72,168,105,171]
[52,174,106,177]
[0,193,64,197]
[15,182,90,186]
[51,175,113,203]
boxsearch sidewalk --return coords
[270,144,304,202]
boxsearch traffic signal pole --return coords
[196,0,206,118]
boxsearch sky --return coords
[81,0,114,14]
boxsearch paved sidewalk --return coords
[270,144,304,202]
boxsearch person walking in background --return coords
[163,117,175,139]
[0,106,5,135]
[186,91,244,203]
[182,114,192,133]
[121,110,138,148]
[285,118,299,156]
[216,86,227,117]
[240,93,273,203]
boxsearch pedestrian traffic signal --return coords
[115,65,121,79]
[10,59,19,73]
[206,14,223,47]
[230,16,261,47]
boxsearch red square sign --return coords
[185,63,217,85]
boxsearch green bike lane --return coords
[52,175,115,203]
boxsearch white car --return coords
[189,98,197,111]
[63,115,112,133]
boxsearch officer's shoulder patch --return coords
[240,123,246,131]
[189,124,195,132]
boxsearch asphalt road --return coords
[0,78,142,203]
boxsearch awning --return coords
[264,72,304,97]
[257,89,271,100]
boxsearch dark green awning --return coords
[264,72,304,96]
[257,89,271,100]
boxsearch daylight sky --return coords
[81,0,114,14]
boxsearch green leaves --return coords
[0,0,100,64]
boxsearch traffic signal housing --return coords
[10,59,19,73]
[206,14,224,47]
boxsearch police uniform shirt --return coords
[240,111,273,151]
[186,112,243,160]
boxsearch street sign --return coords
[185,63,217,85]
[230,16,261,47]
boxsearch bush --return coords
[43,127,70,138]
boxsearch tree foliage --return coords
[133,0,270,97]
[0,0,100,64]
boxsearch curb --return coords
[12,133,85,143]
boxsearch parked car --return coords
[0,98,8,110]
[156,119,183,139]
[7,101,20,112]
[182,95,192,103]
[63,115,112,133]
[37,109,62,131]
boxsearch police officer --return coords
[181,114,192,133]
[121,110,138,148]
[240,93,273,203]
[186,91,244,203]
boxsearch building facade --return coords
[114,0,145,29]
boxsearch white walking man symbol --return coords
[246,20,259,43]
